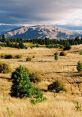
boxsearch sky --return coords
[0,0,82,29]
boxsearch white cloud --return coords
[0,0,82,26]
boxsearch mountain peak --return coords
[2,25,82,39]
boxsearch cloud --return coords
[0,0,82,25]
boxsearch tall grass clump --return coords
[77,61,82,72]
[54,52,59,60]
[0,62,11,73]
[75,102,82,111]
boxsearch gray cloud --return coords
[0,0,82,25]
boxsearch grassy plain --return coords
[0,45,82,117]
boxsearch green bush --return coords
[63,42,71,50]
[60,51,67,56]
[54,52,59,60]
[48,80,65,93]
[77,61,82,72]
[11,65,45,103]
[46,44,63,49]
[46,44,54,48]
[53,44,62,48]
[18,42,27,49]
[31,88,45,104]
[0,62,11,73]
[11,65,32,97]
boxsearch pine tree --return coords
[11,65,32,97]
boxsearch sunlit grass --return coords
[0,45,82,116]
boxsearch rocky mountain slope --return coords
[2,25,82,39]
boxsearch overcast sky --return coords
[0,0,82,26]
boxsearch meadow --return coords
[0,45,82,117]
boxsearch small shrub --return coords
[75,102,82,111]
[29,73,41,83]
[48,80,65,93]
[46,44,54,48]
[0,54,13,59]
[0,62,11,73]
[0,54,22,59]
[54,52,59,60]
[14,55,22,59]
[60,51,67,56]
[77,61,82,72]
[4,54,13,59]
[26,56,32,61]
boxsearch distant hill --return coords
[1,25,82,39]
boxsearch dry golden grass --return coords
[0,45,82,117]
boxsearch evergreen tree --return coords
[11,65,32,97]
[11,65,45,103]
[63,42,71,50]
[18,42,26,49]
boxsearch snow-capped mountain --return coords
[1,25,82,39]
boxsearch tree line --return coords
[0,34,82,49]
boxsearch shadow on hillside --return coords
[71,73,82,77]
[18,60,53,63]
[43,55,53,57]
[65,65,76,66]
[44,71,77,75]
[33,61,52,62]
